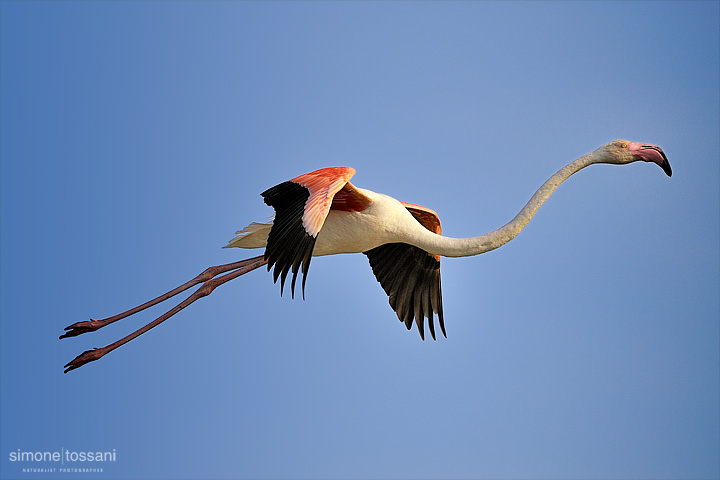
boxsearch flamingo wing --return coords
[261,166,361,299]
[364,203,445,340]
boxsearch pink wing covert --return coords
[291,167,357,237]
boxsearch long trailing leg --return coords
[60,256,266,339]
[62,255,268,373]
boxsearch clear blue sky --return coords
[1,1,718,479]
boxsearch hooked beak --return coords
[628,143,672,177]
[653,146,672,177]
[660,155,672,177]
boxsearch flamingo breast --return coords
[313,191,425,256]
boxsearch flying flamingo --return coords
[61,140,671,372]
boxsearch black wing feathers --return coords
[364,243,445,340]
[261,181,316,299]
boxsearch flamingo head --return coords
[600,140,672,177]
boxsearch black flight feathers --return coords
[261,181,315,299]
[364,243,445,340]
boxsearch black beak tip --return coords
[661,159,672,177]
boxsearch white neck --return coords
[417,152,598,258]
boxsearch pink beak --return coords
[628,142,672,177]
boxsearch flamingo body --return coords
[227,167,447,338]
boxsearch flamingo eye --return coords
[621,142,629,149]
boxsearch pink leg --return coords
[62,255,268,373]
[60,256,265,339]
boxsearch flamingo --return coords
[61,140,671,372]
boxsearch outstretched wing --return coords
[364,203,445,340]
[261,166,359,299]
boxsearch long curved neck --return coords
[422,151,598,258]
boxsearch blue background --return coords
[1,1,718,479]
